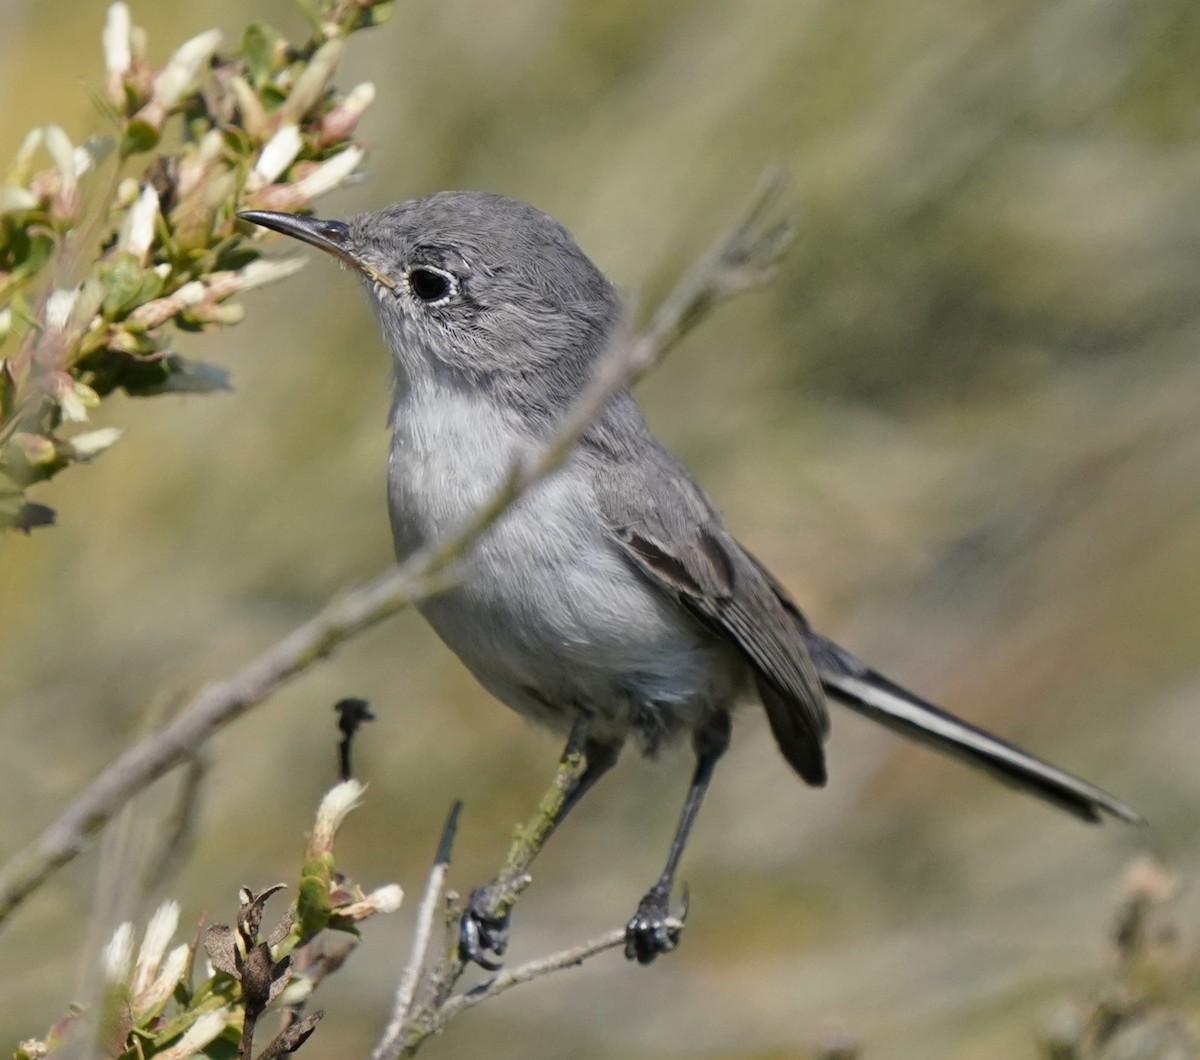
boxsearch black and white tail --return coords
[803,630,1143,825]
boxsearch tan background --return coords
[2,0,1198,1056]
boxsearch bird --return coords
[240,192,1140,967]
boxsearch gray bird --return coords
[241,192,1140,967]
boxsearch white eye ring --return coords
[404,265,458,306]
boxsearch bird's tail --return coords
[803,631,1143,825]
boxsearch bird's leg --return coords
[625,712,731,965]
[460,716,620,969]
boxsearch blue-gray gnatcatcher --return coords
[241,193,1139,967]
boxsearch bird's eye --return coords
[406,266,456,304]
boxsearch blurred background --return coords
[2,0,1199,1056]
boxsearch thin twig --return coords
[373,802,462,1060]
[385,733,591,1056]
[397,923,672,1057]
[431,928,628,1029]
[145,750,208,891]
[0,172,795,927]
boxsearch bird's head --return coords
[240,191,620,408]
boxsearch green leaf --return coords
[100,255,149,318]
[295,875,333,940]
[0,492,56,533]
[0,358,15,422]
[121,355,232,396]
[214,245,259,273]
[0,220,56,302]
[241,22,282,85]
[150,994,235,1048]
[221,125,252,158]
[365,1,395,26]
[120,119,161,157]
[258,83,288,111]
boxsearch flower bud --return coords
[137,28,222,129]
[230,76,269,140]
[103,3,133,106]
[320,81,375,144]
[296,146,363,199]
[118,185,160,264]
[154,1009,232,1060]
[308,779,365,859]
[252,123,303,186]
[102,922,135,984]
[279,39,344,123]
[66,427,124,460]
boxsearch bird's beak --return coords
[238,210,394,289]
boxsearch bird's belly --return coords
[419,532,742,749]
[387,392,742,748]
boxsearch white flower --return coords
[309,778,365,854]
[279,39,344,123]
[273,977,314,1008]
[196,128,224,165]
[367,883,404,913]
[115,178,140,206]
[57,381,99,423]
[0,187,38,213]
[103,922,134,983]
[149,29,222,116]
[119,185,160,263]
[325,882,403,923]
[317,779,365,833]
[130,900,180,995]
[155,1008,232,1060]
[43,126,76,195]
[254,123,303,184]
[133,942,189,1017]
[44,288,78,330]
[234,257,306,291]
[72,145,94,179]
[294,145,363,200]
[9,128,44,185]
[321,81,376,143]
[175,280,207,306]
[103,3,132,79]
[344,81,376,114]
[68,427,124,460]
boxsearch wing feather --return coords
[594,448,829,784]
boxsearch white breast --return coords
[387,385,743,746]
[388,386,528,552]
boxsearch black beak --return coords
[239,210,359,268]
[239,209,395,290]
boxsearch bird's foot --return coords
[624,883,688,965]
[458,886,509,971]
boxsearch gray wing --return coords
[591,444,829,785]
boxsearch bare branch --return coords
[0,172,796,927]
[467,718,589,936]
[375,733,628,1056]
[373,802,461,1060]
[425,928,628,1035]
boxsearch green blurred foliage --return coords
[0,0,383,532]
[2,0,1199,1058]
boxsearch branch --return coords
[426,928,627,1033]
[0,172,795,927]
[372,802,461,1060]
[375,738,642,1058]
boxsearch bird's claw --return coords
[624,883,688,965]
[458,886,509,971]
